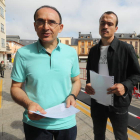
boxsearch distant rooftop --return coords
[71,38,78,46]
[115,33,139,39]
[19,39,37,46]
[6,35,20,39]
[93,38,100,44]
[6,39,23,46]
[78,32,93,40]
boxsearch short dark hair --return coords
[99,11,118,27]
[34,5,62,24]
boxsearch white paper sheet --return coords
[29,103,80,118]
[90,70,114,106]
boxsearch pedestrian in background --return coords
[0,61,5,78]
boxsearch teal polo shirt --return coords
[11,39,80,130]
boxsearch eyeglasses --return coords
[35,19,61,28]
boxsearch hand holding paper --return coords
[29,103,80,118]
[66,95,77,108]
[107,83,125,96]
[28,102,47,120]
[90,70,114,106]
[85,83,95,95]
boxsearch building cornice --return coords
[0,0,5,7]
[7,40,24,46]
[118,38,140,40]
[78,39,93,41]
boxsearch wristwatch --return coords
[69,94,77,100]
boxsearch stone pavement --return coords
[0,69,116,140]
[0,69,139,140]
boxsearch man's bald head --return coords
[34,5,62,24]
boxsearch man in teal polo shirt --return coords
[10,5,81,140]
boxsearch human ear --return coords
[59,24,64,33]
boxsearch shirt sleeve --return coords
[71,50,80,77]
[121,44,140,91]
[11,51,26,82]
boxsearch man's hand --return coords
[107,83,125,96]
[27,102,46,120]
[66,95,76,108]
[85,83,95,95]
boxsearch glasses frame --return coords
[35,19,61,29]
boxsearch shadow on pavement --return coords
[0,132,24,140]
[11,120,24,132]
[2,91,14,102]
[0,121,24,140]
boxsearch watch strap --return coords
[69,94,77,100]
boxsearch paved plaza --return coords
[0,66,140,140]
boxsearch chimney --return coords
[79,32,81,37]
[134,31,136,36]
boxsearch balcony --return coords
[6,45,11,51]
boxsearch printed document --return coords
[90,70,114,106]
[30,103,80,118]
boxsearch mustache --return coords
[42,29,52,33]
[101,29,109,33]
[42,31,52,34]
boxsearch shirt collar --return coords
[37,38,61,53]
[98,36,119,51]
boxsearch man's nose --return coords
[43,22,50,29]
[104,23,108,28]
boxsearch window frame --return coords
[88,41,91,46]
[65,40,69,45]
[81,41,84,46]
[1,38,5,48]
[1,23,4,32]
[81,47,85,54]
[0,6,4,18]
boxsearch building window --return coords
[135,46,138,54]
[65,40,69,45]
[135,41,138,47]
[87,36,90,38]
[6,42,9,46]
[81,36,83,38]
[81,41,84,46]
[88,41,91,46]
[130,41,132,45]
[88,48,91,53]
[1,38,5,48]
[0,7,4,18]
[132,34,134,38]
[121,34,124,38]
[1,23,4,32]
[135,41,138,54]
[81,48,85,54]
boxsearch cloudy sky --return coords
[6,0,140,40]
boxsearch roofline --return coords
[78,39,93,41]
[7,40,24,46]
[116,38,140,40]
[58,37,72,38]
[20,39,37,41]
[6,35,20,39]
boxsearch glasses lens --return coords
[36,20,60,28]
[48,21,58,28]
[36,20,43,26]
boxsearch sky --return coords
[6,0,140,40]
